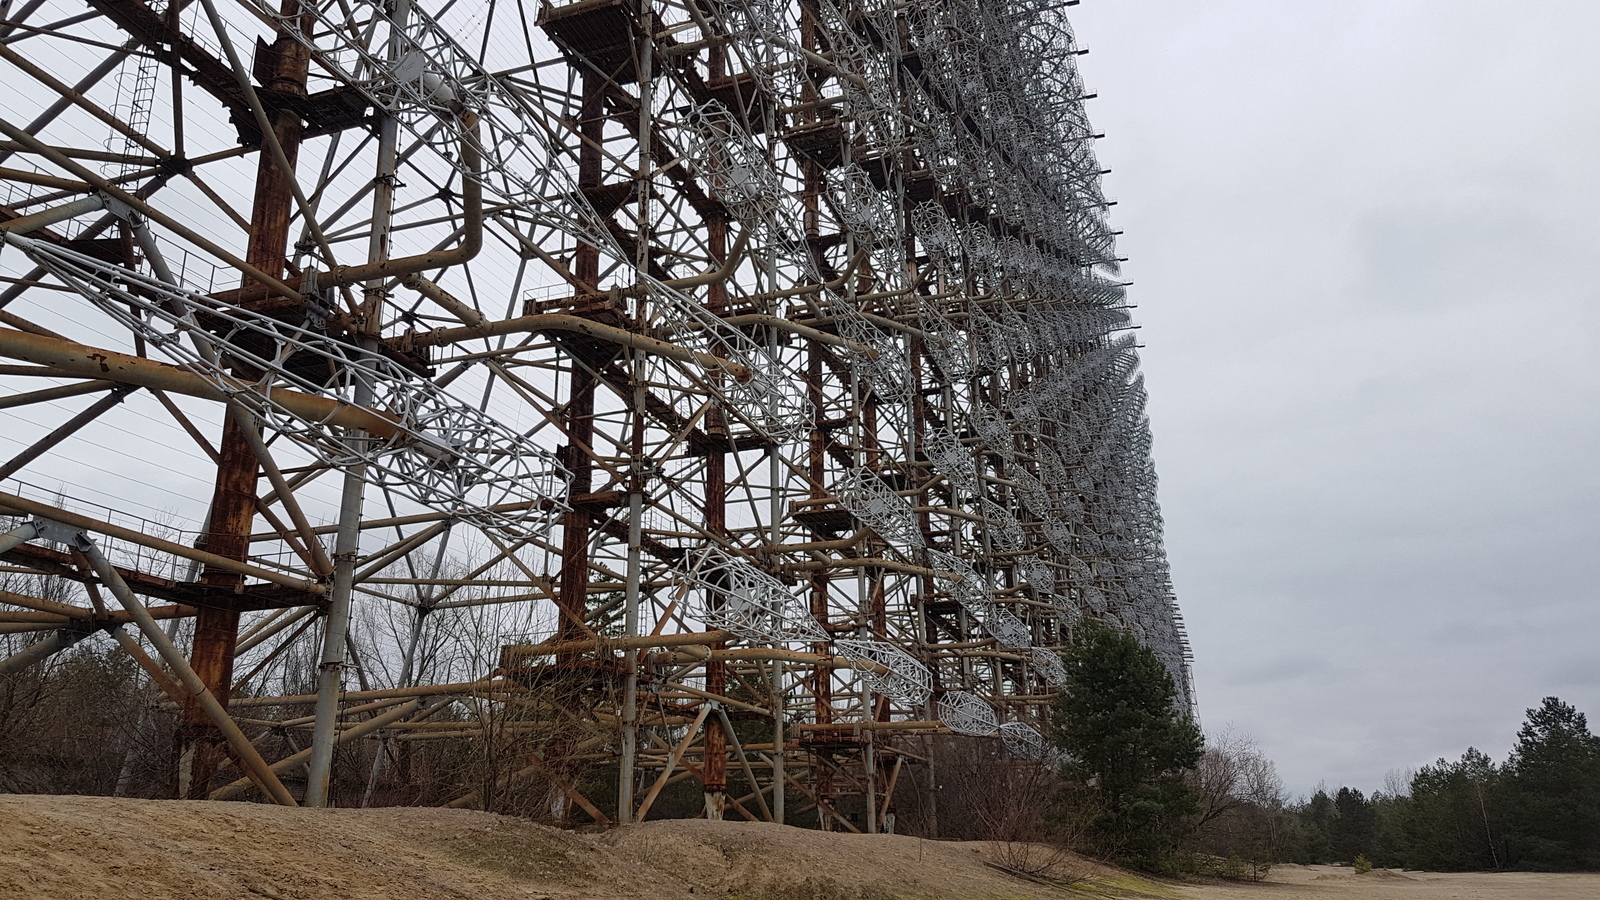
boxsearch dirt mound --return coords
[0,794,1142,900]
[601,818,1129,899]
[14,798,1595,900]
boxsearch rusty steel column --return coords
[548,69,608,824]
[242,19,308,281]
[556,71,607,652]
[700,205,729,820]
[178,0,310,799]
[804,339,834,828]
[572,71,606,288]
[180,411,253,798]
[804,341,832,725]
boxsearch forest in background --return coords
[1182,697,1600,874]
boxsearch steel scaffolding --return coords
[0,0,1193,825]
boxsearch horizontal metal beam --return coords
[409,299,754,381]
[0,499,325,595]
[0,329,400,439]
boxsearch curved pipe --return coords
[645,227,751,292]
[504,224,750,301]
[317,113,483,289]
[798,720,945,733]
[498,632,895,685]
[746,248,866,302]
[797,309,926,340]
[499,629,735,667]
[647,646,896,679]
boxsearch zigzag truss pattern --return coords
[0,0,1192,826]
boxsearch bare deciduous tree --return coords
[1191,727,1284,829]
[934,736,1093,883]
[1187,727,1286,878]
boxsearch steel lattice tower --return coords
[0,0,1192,823]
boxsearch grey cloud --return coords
[1228,654,1343,688]
[1072,0,1600,793]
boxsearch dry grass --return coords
[0,794,1127,900]
[9,795,1594,900]
[987,838,1094,885]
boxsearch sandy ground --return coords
[1182,864,1600,900]
[2,795,1596,900]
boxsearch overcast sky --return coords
[1070,0,1600,796]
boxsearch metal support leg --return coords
[0,627,88,674]
[864,740,877,834]
[305,447,367,806]
[75,533,297,806]
[620,481,642,822]
[772,658,785,824]
[0,521,38,555]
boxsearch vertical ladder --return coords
[103,51,160,188]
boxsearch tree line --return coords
[1035,619,1600,876]
[1267,698,1600,872]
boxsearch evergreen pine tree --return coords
[1298,789,1335,863]
[1503,697,1600,870]
[1329,786,1377,863]
[1050,618,1203,873]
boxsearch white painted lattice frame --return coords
[678,546,825,644]
[999,722,1050,760]
[834,467,925,555]
[937,690,999,737]
[833,637,933,708]
[4,234,571,533]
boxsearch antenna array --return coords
[0,0,1192,823]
